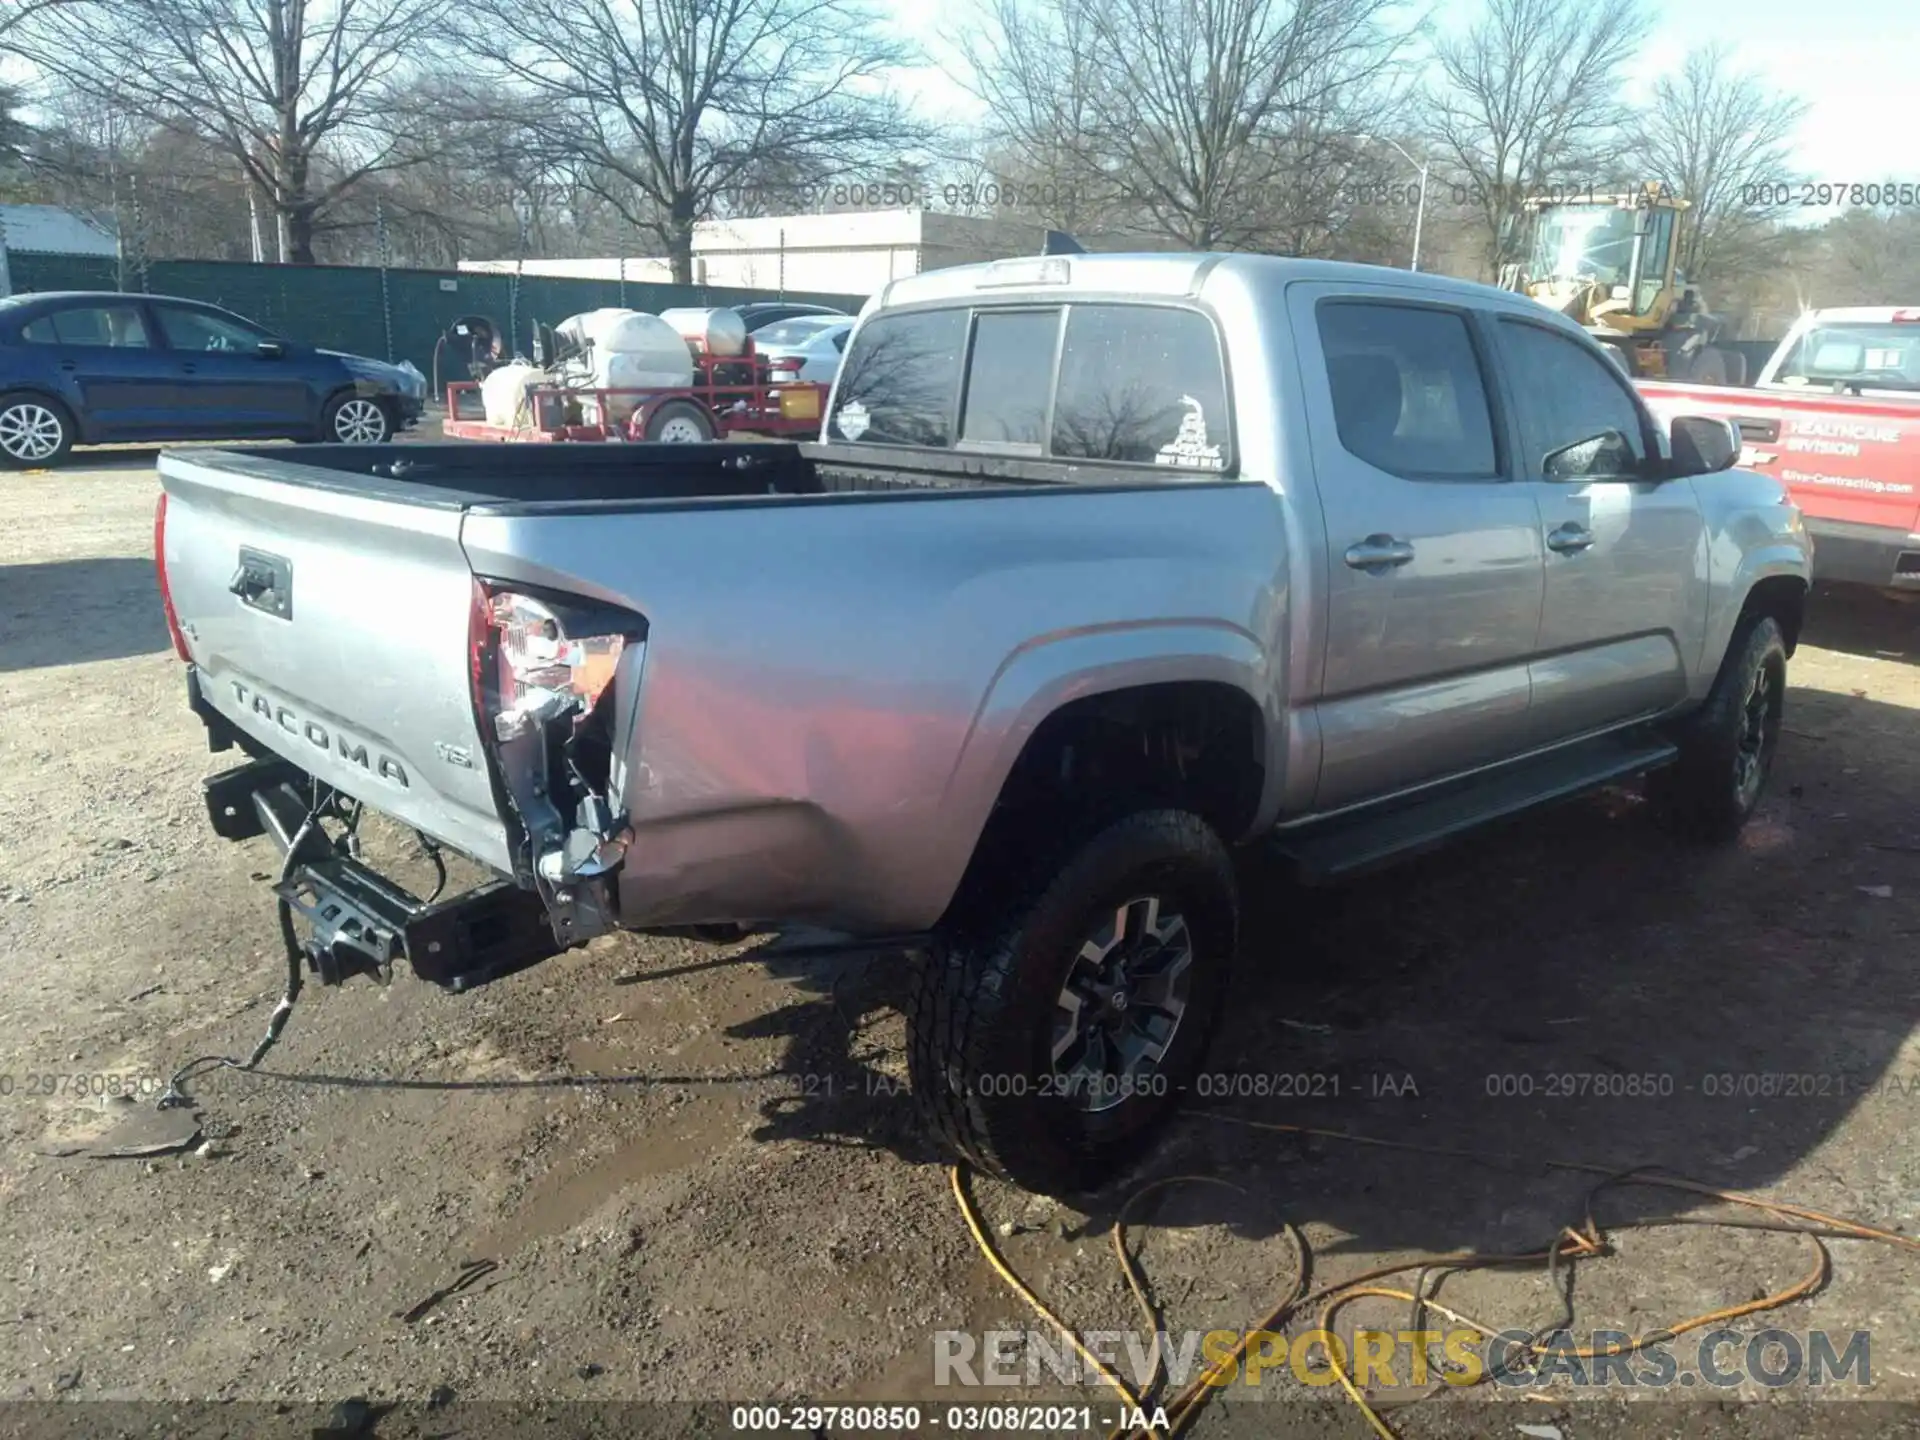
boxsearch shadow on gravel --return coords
[1802,584,1920,665]
[68,446,169,471]
[0,557,171,670]
[729,606,1920,1267]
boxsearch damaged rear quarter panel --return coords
[458,483,1286,935]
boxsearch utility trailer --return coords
[441,362,827,444]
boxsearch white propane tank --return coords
[481,362,546,430]
[657,306,748,357]
[551,309,696,423]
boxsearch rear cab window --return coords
[828,308,968,447]
[826,300,1232,475]
[1770,319,1920,393]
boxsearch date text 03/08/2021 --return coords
[771,1070,1418,1101]
[727,1404,1160,1434]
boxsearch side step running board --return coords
[1270,733,1679,884]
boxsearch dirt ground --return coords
[4,449,1920,1439]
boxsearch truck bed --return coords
[203,439,1136,515]
[196,440,821,509]
[157,438,1268,937]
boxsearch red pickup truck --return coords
[1639,306,1920,593]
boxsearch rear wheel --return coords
[0,393,75,468]
[323,393,393,444]
[642,400,714,443]
[1649,615,1788,841]
[909,809,1237,1194]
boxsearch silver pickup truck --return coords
[157,253,1811,1191]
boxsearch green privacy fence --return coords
[6,254,867,392]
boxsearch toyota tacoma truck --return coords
[1639,306,1920,593]
[156,253,1812,1192]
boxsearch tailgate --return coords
[159,451,512,872]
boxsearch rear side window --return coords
[961,309,1059,447]
[1052,306,1230,469]
[18,305,153,348]
[827,308,967,446]
[1316,302,1498,479]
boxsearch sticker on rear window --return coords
[1155,396,1225,469]
[836,399,871,440]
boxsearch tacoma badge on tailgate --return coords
[229,680,409,787]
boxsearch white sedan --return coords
[755,317,855,386]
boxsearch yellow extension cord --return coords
[949,1112,1920,1440]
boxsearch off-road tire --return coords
[0,392,76,468]
[1649,615,1787,842]
[908,809,1237,1195]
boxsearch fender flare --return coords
[924,620,1281,910]
[1702,544,1810,688]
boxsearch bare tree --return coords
[1629,44,1806,291]
[956,0,1413,252]
[0,0,80,42]
[456,0,928,283]
[13,0,448,263]
[953,0,1109,230]
[1800,209,1920,309]
[1427,0,1652,276]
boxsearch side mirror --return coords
[1668,415,1741,476]
[257,339,286,359]
[1544,428,1641,481]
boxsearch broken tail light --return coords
[469,581,645,742]
[468,580,647,909]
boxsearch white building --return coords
[460,208,1169,298]
[0,204,120,259]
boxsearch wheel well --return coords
[941,682,1266,928]
[1740,575,1808,654]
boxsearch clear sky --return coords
[883,0,1919,186]
[1625,0,1915,181]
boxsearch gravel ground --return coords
[3,449,1919,1439]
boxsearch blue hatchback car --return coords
[0,291,426,467]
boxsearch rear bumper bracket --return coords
[202,755,562,991]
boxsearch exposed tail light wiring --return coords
[469,579,648,944]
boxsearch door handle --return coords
[59,361,77,373]
[229,547,293,619]
[1343,534,1416,572]
[1546,523,1595,554]
[180,362,199,374]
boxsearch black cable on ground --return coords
[156,809,319,1110]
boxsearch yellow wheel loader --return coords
[1499,183,1745,384]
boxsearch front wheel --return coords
[0,393,75,468]
[909,809,1237,1194]
[323,393,394,444]
[1649,615,1788,841]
